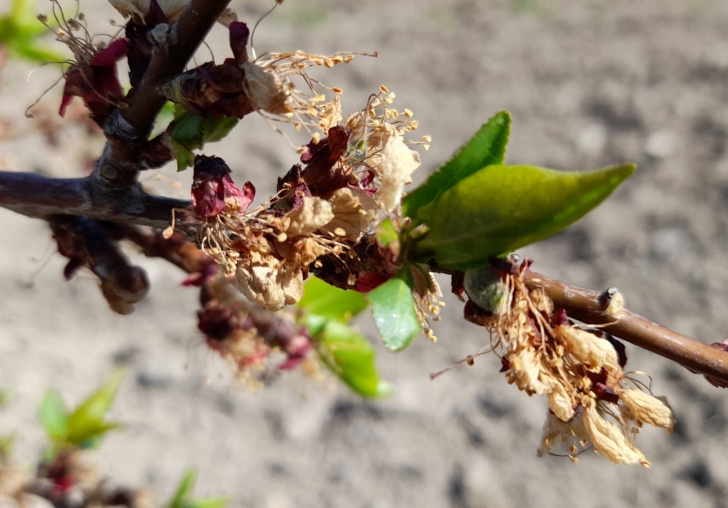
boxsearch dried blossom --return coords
[38,2,129,123]
[199,278,315,380]
[191,155,255,218]
[192,87,429,310]
[466,260,674,466]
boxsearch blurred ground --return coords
[2,0,728,507]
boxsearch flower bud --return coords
[463,266,507,315]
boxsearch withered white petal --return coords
[583,404,649,466]
[619,389,675,432]
[285,197,334,237]
[376,123,421,212]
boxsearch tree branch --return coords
[98,0,233,188]
[1,1,231,232]
[0,170,193,231]
[522,270,728,384]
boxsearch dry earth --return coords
[2,0,728,507]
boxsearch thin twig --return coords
[522,270,728,384]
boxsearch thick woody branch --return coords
[522,270,728,385]
[0,170,192,231]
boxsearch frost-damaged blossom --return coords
[38,3,129,124]
[464,260,674,466]
[198,278,315,385]
[161,20,368,124]
[192,86,430,312]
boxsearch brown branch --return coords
[522,270,728,384]
[1,1,231,232]
[98,0,233,188]
[0,170,193,232]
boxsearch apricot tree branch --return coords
[0,170,193,231]
[522,270,728,385]
[95,0,233,187]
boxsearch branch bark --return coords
[523,270,728,385]
[1,0,231,231]
[96,0,232,188]
[0,170,192,231]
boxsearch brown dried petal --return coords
[556,325,620,373]
[619,389,675,432]
[583,404,649,466]
[242,61,293,115]
[546,379,576,422]
[507,348,552,395]
[235,262,304,311]
[537,411,589,458]
[321,187,379,241]
[285,197,334,237]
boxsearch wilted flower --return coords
[191,155,255,218]
[468,259,674,466]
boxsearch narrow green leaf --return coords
[166,469,228,508]
[11,42,65,64]
[168,469,197,508]
[64,369,124,447]
[315,320,391,397]
[11,0,37,27]
[403,111,511,217]
[39,391,68,442]
[366,270,421,351]
[412,163,636,269]
[298,277,368,322]
[68,421,121,448]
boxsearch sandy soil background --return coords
[2,0,728,507]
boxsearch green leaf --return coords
[11,0,38,27]
[202,115,239,144]
[403,111,511,217]
[186,498,230,508]
[0,0,66,65]
[171,111,205,147]
[366,270,421,351]
[315,320,392,397]
[376,218,399,248]
[39,391,68,442]
[412,163,636,269]
[166,469,229,508]
[171,139,196,171]
[298,277,368,323]
[168,469,197,508]
[169,109,239,171]
[64,369,124,448]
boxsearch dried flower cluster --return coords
[192,84,427,311]
[198,277,315,384]
[466,261,675,466]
